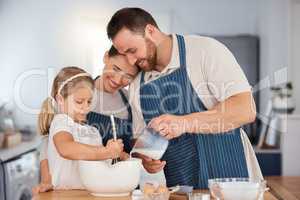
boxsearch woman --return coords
[32,46,139,194]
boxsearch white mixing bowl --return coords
[79,158,142,197]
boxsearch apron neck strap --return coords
[176,34,187,68]
[118,89,132,121]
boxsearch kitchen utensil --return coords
[79,158,142,197]
[208,178,267,200]
[110,114,119,165]
[131,127,169,160]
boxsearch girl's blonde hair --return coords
[38,66,94,135]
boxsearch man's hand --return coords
[133,153,166,173]
[148,114,190,140]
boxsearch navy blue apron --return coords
[86,89,133,153]
[139,35,249,189]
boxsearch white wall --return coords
[290,0,300,114]
[256,0,290,116]
[0,0,291,128]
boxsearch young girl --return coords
[36,66,125,190]
[32,47,139,194]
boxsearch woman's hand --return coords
[106,139,124,159]
[132,153,166,173]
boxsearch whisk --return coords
[110,114,119,165]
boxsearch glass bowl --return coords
[208,178,267,200]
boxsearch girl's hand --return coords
[120,151,130,161]
[106,139,124,159]
[32,182,53,195]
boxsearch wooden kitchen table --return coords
[34,189,278,200]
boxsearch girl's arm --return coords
[40,159,52,183]
[53,131,124,160]
[32,159,53,195]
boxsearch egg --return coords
[156,185,168,194]
[143,183,156,194]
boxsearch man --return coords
[107,7,262,188]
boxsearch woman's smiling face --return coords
[102,54,138,93]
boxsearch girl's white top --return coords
[47,113,102,189]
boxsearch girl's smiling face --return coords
[102,54,138,93]
[57,81,94,123]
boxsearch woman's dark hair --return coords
[108,45,119,57]
[107,7,159,40]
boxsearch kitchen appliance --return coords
[0,150,39,200]
[0,99,22,148]
[0,100,16,133]
[79,158,142,197]
[258,82,295,148]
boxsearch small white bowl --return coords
[208,178,266,200]
[79,158,142,197]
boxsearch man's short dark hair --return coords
[107,7,159,40]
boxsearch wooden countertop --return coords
[266,176,300,200]
[34,176,300,200]
[33,189,277,200]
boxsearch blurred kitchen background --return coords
[0,0,300,199]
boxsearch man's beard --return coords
[136,38,157,72]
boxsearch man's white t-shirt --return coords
[47,114,102,189]
[128,34,262,182]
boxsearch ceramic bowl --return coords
[79,158,142,197]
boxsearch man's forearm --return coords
[186,92,256,134]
